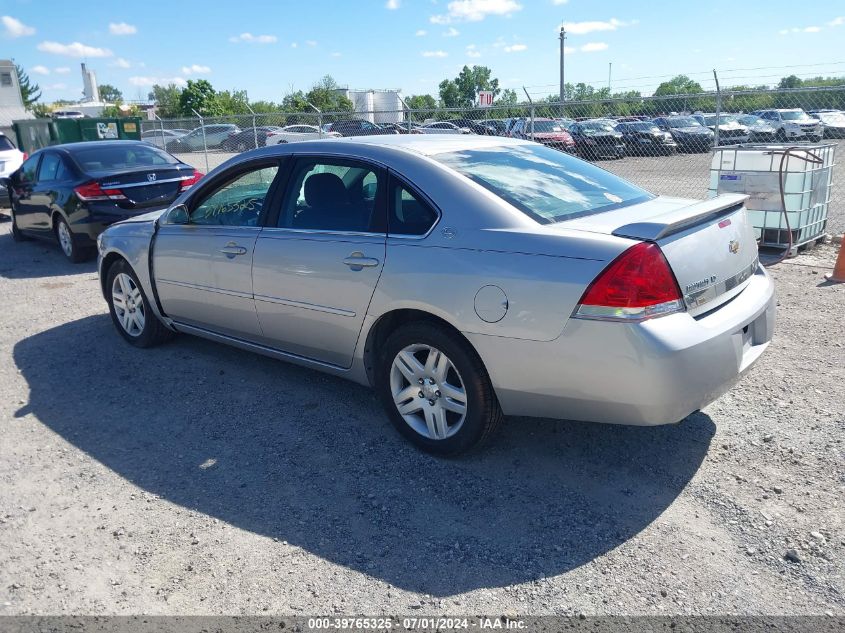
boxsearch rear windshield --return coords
[665,117,701,127]
[530,121,564,132]
[0,136,15,150]
[432,143,653,224]
[72,144,179,171]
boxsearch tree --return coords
[406,94,437,111]
[214,89,251,115]
[777,75,802,90]
[99,83,123,103]
[305,75,354,112]
[15,63,41,108]
[31,103,52,118]
[439,65,500,108]
[654,75,704,96]
[178,79,221,117]
[149,84,183,119]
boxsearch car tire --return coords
[236,141,247,152]
[54,216,92,263]
[776,129,787,142]
[10,203,31,242]
[376,321,503,455]
[106,259,174,348]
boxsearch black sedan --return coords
[3,141,201,262]
[220,126,285,151]
[616,121,678,156]
[652,116,714,153]
[568,120,626,160]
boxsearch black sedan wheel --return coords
[54,216,92,263]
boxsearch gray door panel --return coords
[153,226,262,339]
[252,230,386,367]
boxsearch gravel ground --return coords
[0,212,843,615]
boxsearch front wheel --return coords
[106,259,174,348]
[376,322,503,455]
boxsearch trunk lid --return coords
[560,194,759,316]
[92,165,193,209]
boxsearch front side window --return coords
[389,181,438,236]
[20,154,40,182]
[278,159,382,232]
[433,143,653,224]
[190,165,279,227]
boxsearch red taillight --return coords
[74,181,127,201]
[22,152,28,161]
[179,170,204,191]
[574,242,684,321]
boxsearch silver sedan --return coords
[96,136,775,454]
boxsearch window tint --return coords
[433,143,652,224]
[0,135,15,150]
[37,154,63,181]
[190,165,278,227]
[390,181,437,236]
[279,159,382,232]
[20,155,40,182]
[73,145,178,170]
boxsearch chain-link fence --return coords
[144,86,845,234]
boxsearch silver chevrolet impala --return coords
[97,135,775,454]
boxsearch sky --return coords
[2,0,844,104]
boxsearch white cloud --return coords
[331,52,342,57]
[552,0,568,4]
[416,29,427,36]
[466,44,481,58]
[422,50,448,57]
[386,0,400,8]
[779,25,823,34]
[305,40,317,46]
[829,16,844,26]
[443,26,460,37]
[2,15,35,37]
[43,82,67,90]
[291,42,298,48]
[431,0,522,24]
[181,64,211,75]
[563,46,575,54]
[54,66,70,74]
[108,22,137,35]
[229,32,277,44]
[110,57,131,68]
[129,75,187,87]
[503,43,526,52]
[561,17,628,35]
[580,41,608,52]
[38,41,113,57]
[31,65,50,75]
[803,26,821,32]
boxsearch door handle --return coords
[219,242,248,256]
[343,252,380,269]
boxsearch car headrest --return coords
[304,172,348,208]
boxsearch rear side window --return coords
[0,136,15,150]
[279,159,383,233]
[432,143,653,224]
[389,180,438,236]
[37,154,69,181]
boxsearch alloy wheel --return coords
[57,220,73,258]
[389,343,468,440]
[111,273,146,337]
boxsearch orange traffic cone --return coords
[825,235,845,283]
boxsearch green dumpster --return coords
[12,117,143,154]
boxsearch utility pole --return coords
[608,62,612,92]
[559,25,566,102]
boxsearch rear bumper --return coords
[466,266,775,425]
[73,207,169,243]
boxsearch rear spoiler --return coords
[612,194,749,241]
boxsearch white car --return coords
[753,109,822,142]
[419,121,472,135]
[265,125,341,146]
[0,134,24,207]
[141,129,186,150]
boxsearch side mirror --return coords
[164,204,189,225]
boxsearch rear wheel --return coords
[376,322,503,455]
[106,259,174,348]
[776,128,787,142]
[54,216,92,263]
